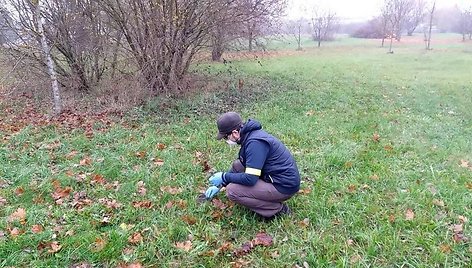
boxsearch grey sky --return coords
[287,0,472,21]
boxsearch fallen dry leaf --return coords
[52,185,72,203]
[195,151,204,159]
[372,132,380,142]
[9,207,26,224]
[65,150,78,160]
[347,184,357,193]
[369,174,379,181]
[384,145,393,151]
[405,208,415,220]
[128,232,143,244]
[79,157,92,166]
[181,215,197,225]
[70,262,93,268]
[175,240,192,252]
[164,201,174,209]
[452,224,463,233]
[344,161,353,168]
[253,232,273,246]
[91,174,106,185]
[15,187,24,196]
[135,151,146,158]
[218,241,233,253]
[48,241,62,253]
[0,196,7,206]
[299,218,310,228]
[31,224,43,234]
[160,186,183,195]
[98,198,121,209]
[72,191,93,210]
[432,199,445,207]
[305,110,315,116]
[156,143,167,150]
[153,158,165,166]
[439,244,451,253]
[350,254,362,264]
[298,188,312,195]
[92,237,107,252]
[458,215,468,223]
[466,182,472,190]
[201,160,212,172]
[453,232,468,243]
[126,263,143,268]
[212,198,227,210]
[230,258,252,268]
[9,227,22,237]
[132,200,153,209]
[137,181,147,196]
[459,159,469,168]
[233,242,252,257]
[389,214,396,223]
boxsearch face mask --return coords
[226,139,238,146]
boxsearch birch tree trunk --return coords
[35,0,62,115]
[426,2,435,50]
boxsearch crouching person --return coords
[205,112,300,220]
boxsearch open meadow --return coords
[1,34,471,267]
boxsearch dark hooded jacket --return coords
[223,119,300,195]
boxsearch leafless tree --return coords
[424,1,435,50]
[241,0,287,52]
[310,10,338,47]
[405,0,426,36]
[2,0,113,91]
[209,1,247,61]
[380,7,392,47]
[35,0,61,115]
[284,18,310,50]
[97,0,222,93]
[381,0,414,52]
[458,7,472,41]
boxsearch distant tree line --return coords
[0,0,287,109]
[350,1,472,42]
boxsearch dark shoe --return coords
[257,204,292,222]
[277,203,292,216]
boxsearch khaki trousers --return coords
[225,160,293,218]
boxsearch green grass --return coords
[1,35,471,267]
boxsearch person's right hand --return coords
[205,186,220,199]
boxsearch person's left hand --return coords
[205,186,220,199]
[209,172,224,187]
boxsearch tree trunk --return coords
[36,0,62,115]
[297,25,301,50]
[248,28,253,52]
[211,30,224,61]
[111,33,122,79]
[426,2,435,50]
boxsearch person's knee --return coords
[226,184,240,202]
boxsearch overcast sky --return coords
[287,0,472,21]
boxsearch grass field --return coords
[1,35,471,267]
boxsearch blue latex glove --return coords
[209,172,224,187]
[205,186,220,199]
